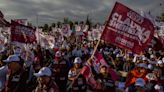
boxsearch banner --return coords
[101,2,154,54]
[92,28,101,40]
[92,51,108,73]
[148,37,163,51]
[36,29,55,48]
[81,51,108,78]
[13,19,28,25]
[61,24,72,37]
[11,21,36,43]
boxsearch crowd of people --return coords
[0,22,164,92]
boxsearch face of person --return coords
[138,67,146,74]
[8,62,20,70]
[135,86,143,91]
[153,69,160,77]
[74,63,81,68]
[100,66,108,75]
[38,76,50,85]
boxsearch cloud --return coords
[0,0,163,26]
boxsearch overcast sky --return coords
[0,0,163,26]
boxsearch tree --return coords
[160,13,164,22]
[68,20,74,30]
[57,21,61,28]
[43,24,49,32]
[74,21,78,25]
[51,23,56,27]
[27,22,32,27]
[85,15,92,30]
[63,17,69,24]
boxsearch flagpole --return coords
[36,14,40,45]
[67,1,113,88]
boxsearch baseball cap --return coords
[137,63,148,69]
[34,67,52,77]
[74,57,82,64]
[116,54,122,58]
[146,73,157,81]
[157,60,163,64]
[55,51,61,57]
[162,57,164,62]
[148,48,152,51]
[3,55,20,63]
[135,78,145,87]
[150,55,155,59]
[142,57,147,61]
[148,64,153,70]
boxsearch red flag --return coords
[148,37,163,51]
[92,51,108,73]
[80,51,108,78]
[11,20,36,43]
[101,2,154,54]
[13,19,28,25]
[61,24,71,37]
[80,65,91,79]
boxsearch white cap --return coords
[154,84,161,90]
[116,54,121,58]
[55,51,61,57]
[3,55,20,63]
[148,48,152,51]
[162,57,164,62]
[137,63,148,69]
[157,60,163,64]
[34,67,52,77]
[74,57,82,64]
[150,55,155,59]
[148,64,153,70]
[135,78,145,87]
[142,57,147,61]
[146,73,157,81]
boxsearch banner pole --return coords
[90,39,101,59]
[36,14,40,45]
[67,2,114,89]
[67,39,101,90]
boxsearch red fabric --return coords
[10,20,36,43]
[53,48,59,53]
[80,65,91,79]
[54,57,60,61]
[149,37,163,51]
[13,19,27,25]
[125,67,148,88]
[108,68,119,81]
[94,51,107,64]
[101,2,154,54]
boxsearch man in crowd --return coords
[3,54,29,92]
[94,65,116,92]
[125,63,148,92]
[68,57,82,81]
[50,51,70,92]
[33,67,59,92]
